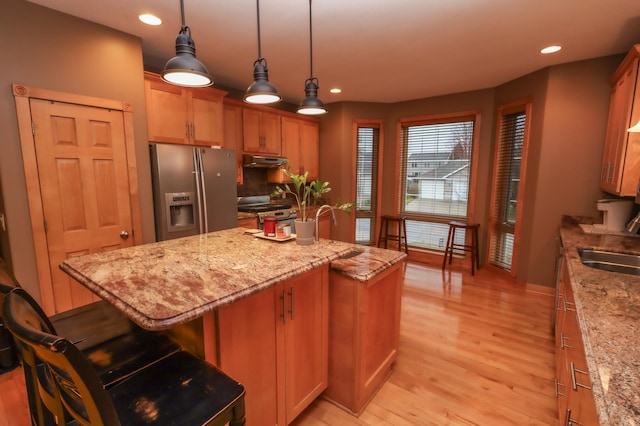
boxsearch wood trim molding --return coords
[12,84,143,313]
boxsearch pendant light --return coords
[244,0,281,104]
[297,0,327,115]
[162,0,212,87]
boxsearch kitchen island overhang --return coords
[59,227,406,330]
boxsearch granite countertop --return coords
[60,227,405,331]
[560,216,640,425]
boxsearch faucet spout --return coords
[315,205,338,241]
[626,210,640,234]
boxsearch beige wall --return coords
[0,0,155,300]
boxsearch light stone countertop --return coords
[60,227,405,331]
[560,216,640,425]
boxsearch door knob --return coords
[120,230,129,239]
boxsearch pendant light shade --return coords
[244,0,281,104]
[297,78,327,115]
[162,0,212,87]
[297,0,327,115]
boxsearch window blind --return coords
[489,110,526,270]
[399,115,476,251]
[355,125,380,243]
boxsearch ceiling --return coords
[25,0,640,106]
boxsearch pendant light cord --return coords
[308,0,313,78]
[179,0,188,34]
[256,0,263,60]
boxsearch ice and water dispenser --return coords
[164,192,197,233]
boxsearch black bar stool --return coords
[442,221,480,275]
[377,215,409,253]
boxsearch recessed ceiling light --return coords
[139,14,162,26]
[330,88,342,94]
[540,45,562,54]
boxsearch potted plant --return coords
[271,167,351,244]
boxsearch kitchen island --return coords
[559,217,640,425]
[60,227,406,425]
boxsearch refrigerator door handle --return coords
[193,148,206,235]
[198,149,209,234]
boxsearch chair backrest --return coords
[3,290,122,426]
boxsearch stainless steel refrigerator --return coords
[150,143,238,241]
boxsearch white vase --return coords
[295,219,315,245]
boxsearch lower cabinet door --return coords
[217,266,329,426]
[283,267,329,421]
[218,286,281,426]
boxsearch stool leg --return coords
[402,219,408,254]
[474,226,480,271]
[377,219,384,248]
[442,226,453,270]
[384,219,389,249]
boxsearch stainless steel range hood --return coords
[242,154,287,168]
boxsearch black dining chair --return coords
[0,283,181,425]
[3,290,246,426]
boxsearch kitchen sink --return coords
[337,249,364,260]
[577,248,640,276]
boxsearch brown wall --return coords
[0,0,626,298]
[320,56,622,287]
[0,0,155,300]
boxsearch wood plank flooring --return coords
[0,261,558,426]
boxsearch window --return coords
[488,101,530,271]
[399,113,479,251]
[355,122,381,244]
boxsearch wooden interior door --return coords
[30,99,134,312]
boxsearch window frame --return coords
[395,111,482,249]
[351,119,384,245]
[487,99,532,274]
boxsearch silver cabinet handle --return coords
[570,362,591,391]
[185,122,190,138]
[563,299,575,312]
[280,290,287,325]
[565,408,584,425]
[555,378,566,397]
[119,230,129,239]
[288,288,294,320]
[560,332,571,349]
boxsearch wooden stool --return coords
[442,221,480,275]
[377,215,408,253]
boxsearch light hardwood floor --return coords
[0,260,558,426]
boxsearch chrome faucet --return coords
[626,210,640,234]
[315,205,338,241]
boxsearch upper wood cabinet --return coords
[268,116,319,183]
[242,107,281,155]
[144,72,226,146]
[222,100,244,184]
[600,45,640,196]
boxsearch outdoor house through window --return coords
[399,113,478,251]
[355,123,381,244]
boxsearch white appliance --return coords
[594,199,633,232]
[150,144,238,241]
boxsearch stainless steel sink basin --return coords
[577,248,640,276]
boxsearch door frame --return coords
[12,84,143,313]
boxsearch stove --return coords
[237,196,297,228]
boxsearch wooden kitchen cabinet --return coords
[223,99,244,184]
[237,215,257,229]
[325,261,403,414]
[144,72,226,146]
[243,107,281,155]
[600,45,640,196]
[555,262,599,426]
[268,116,319,183]
[216,266,329,425]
